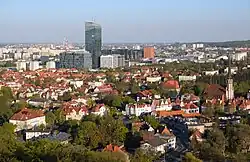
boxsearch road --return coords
[160,117,189,161]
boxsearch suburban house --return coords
[140,131,169,154]
[155,127,176,149]
[9,108,46,132]
[239,99,250,110]
[136,90,153,101]
[161,80,180,93]
[152,98,172,111]
[125,103,152,116]
[63,104,88,121]
[181,94,200,103]
[27,98,50,108]
[91,104,108,116]
[103,144,129,162]
[189,129,203,142]
[181,102,199,114]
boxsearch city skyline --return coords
[1,0,250,43]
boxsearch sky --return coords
[0,0,250,43]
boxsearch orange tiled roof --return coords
[157,110,184,117]
[103,144,121,152]
[10,108,44,121]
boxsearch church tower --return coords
[226,53,234,100]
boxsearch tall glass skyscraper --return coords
[85,21,102,69]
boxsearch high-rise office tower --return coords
[85,21,102,69]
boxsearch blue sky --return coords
[1,0,250,43]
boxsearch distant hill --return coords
[206,40,250,48]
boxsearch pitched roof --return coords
[103,144,121,152]
[203,84,226,98]
[182,103,198,109]
[162,80,180,89]
[144,136,166,147]
[161,127,172,136]
[10,108,44,121]
[157,110,184,117]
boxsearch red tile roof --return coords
[162,80,179,89]
[10,108,44,121]
[182,103,198,109]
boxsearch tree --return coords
[227,124,250,154]
[112,97,122,108]
[183,152,202,162]
[59,92,72,102]
[75,121,101,149]
[0,123,19,161]
[103,94,123,108]
[99,115,128,145]
[45,111,56,126]
[199,128,226,161]
[86,98,96,109]
[130,149,156,162]
[130,84,140,95]
[54,109,65,124]
[143,115,159,130]
[0,87,14,125]
[122,96,136,105]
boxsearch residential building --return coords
[59,50,92,69]
[91,104,108,116]
[29,61,40,71]
[102,48,143,61]
[141,128,176,154]
[46,61,56,69]
[178,75,197,82]
[63,104,88,121]
[100,54,125,68]
[232,52,247,61]
[16,61,27,71]
[85,21,102,69]
[125,104,152,116]
[181,102,199,114]
[25,130,51,140]
[152,99,172,111]
[144,47,155,58]
[9,108,46,132]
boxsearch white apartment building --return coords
[100,54,125,68]
[16,61,27,71]
[232,52,247,61]
[29,61,40,71]
[46,61,56,69]
[14,52,22,60]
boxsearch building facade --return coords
[85,21,102,69]
[29,61,40,71]
[101,49,143,61]
[16,61,27,71]
[59,50,92,69]
[46,61,56,69]
[9,108,46,132]
[144,47,155,58]
[100,54,125,68]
